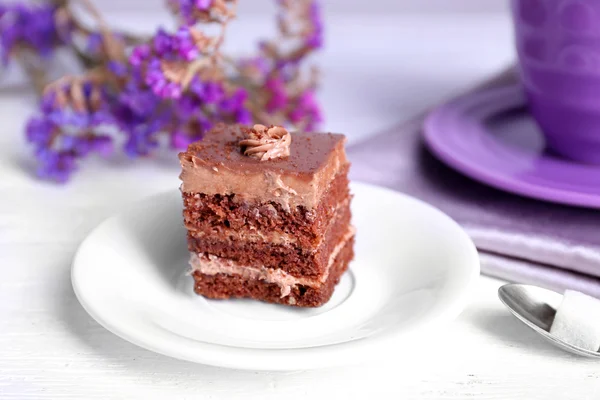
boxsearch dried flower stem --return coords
[16,51,49,94]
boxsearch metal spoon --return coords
[498,283,600,358]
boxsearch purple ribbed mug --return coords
[512,0,600,164]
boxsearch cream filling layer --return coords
[187,226,298,245]
[189,227,355,298]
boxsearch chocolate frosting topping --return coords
[239,124,292,161]
[179,126,348,211]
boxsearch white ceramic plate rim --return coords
[72,182,480,370]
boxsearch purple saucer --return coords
[423,85,600,209]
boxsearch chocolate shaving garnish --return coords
[239,124,292,161]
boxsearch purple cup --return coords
[512,0,600,164]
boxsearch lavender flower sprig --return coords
[0,3,71,64]
[26,74,114,181]
[7,0,323,182]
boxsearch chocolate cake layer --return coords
[179,125,349,211]
[188,202,352,278]
[192,236,355,307]
[182,164,350,249]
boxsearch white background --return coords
[2,2,600,399]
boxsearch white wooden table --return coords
[2,12,599,399]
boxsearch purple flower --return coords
[173,27,200,61]
[169,115,212,150]
[66,134,113,158]
[130,26,205,100]
[114,89,168,158]
[145,59,183,98]
[118,79,162,117]
[189,79,224,103]
[265,77,288,112]
[175,94,200,119]
[26,117,54,146]
[0,4,70,64]
[40,84,114,128]
[289,89,322,129]
[306,1,324,49]
[27,118,115,182]
[219,88,247,113]
[195,0,213,10]
[153,28,173,56]
[129,44,151,67]
[219,87,250,123]
[123,129,160,158]
[167,78,250,149]
[35,148,78,183]
[171,131,187,149]
[171,80,248,145]
[235,108,252,124]
[62,135,93,157]
[25,78,117,181]
[86,32,103,53]
[90,135,114,158]
[110,75,173,158]
[170,0,214,25]
[147,27,200,61]
[108,61,128,78]
[170,129,194,149]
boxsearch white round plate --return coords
[72,182,479,370]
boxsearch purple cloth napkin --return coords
[347,70,600,297]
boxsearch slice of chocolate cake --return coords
[179,124,354,307]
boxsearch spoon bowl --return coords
[498,284,600,358]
